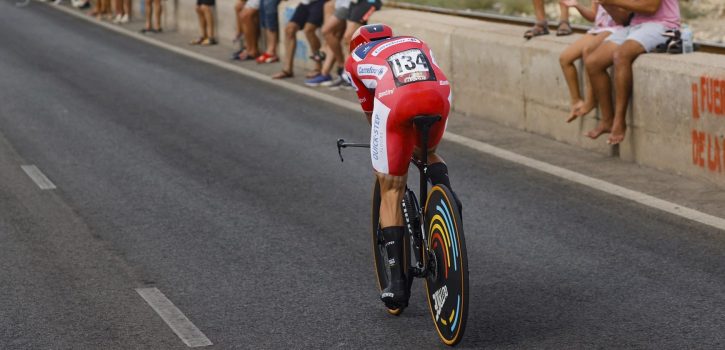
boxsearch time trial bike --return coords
[337,115,469,346]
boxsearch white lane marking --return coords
[21,165,56,190]
[136,288,212,348]
[47,3,725,232]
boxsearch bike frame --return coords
[336,115,442,279]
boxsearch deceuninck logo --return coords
[372,38,421,56]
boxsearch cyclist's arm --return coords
[344,59,374,119]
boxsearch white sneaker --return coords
[120,14,129,23]
[113,14,122,23]
[52,0,62,5]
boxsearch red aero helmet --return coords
[349,24,393,53]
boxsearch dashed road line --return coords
[136,288,212,348]
[46,2,725,232]
[21,165,56,190]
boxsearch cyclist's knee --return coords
[376,172,406,191]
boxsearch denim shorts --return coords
[259,0,281,31]
[606,22,670,52]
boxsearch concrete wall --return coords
[162,4,725,188]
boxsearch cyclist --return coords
[344,24,457,310]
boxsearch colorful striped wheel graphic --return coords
[424,185,468,346]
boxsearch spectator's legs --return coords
[123,0,130,19]
[556,1,571,35]
[241,7,260,56]
[261,0,279,57]
[234,0,245,40]
[343,20,361,58]
[559,2,569,22]
[263,29,278,56]
[577,34,610,118]
[278,22,299,75]
[195,5,208,39]
[608,40,646,145]
[533,0,545,22]
[559,33,608,122]
[202,5,215,40]
[524,0,548,39]
[152,0,162,30]
[583,41,617,139]
[303,22,322,72]
[320,14,344,76]
[144,0,152,30]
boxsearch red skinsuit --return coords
[345,36,451,176]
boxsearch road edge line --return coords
[44,2,725,232]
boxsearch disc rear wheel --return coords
[423,185,468,346]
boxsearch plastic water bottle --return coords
[682,25,694,54]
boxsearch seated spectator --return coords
[306,0,350,87]
[190,0,216,45]
[235,0,261,60]
[584,0,680,145]
[140,0,163,33]
[272,0,328,79]
[525,0,572,39]
[255,0,282,63]
[559,0,627,122]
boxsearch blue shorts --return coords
[260,0,281,31]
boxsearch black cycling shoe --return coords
[380,226,409,310]
[381,278,409,309]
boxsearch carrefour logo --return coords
[357,64,387,79]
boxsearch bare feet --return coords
[585,122,611,139]
[606,125,626,145]
[575,99,596,118]
[567,100,585,123]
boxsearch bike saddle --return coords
[412,115,441,129]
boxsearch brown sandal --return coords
[189,37,206,45]
[524,21,549,40]
[557,21,573,36]
[272,70,294,79]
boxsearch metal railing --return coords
[383,1,725,55]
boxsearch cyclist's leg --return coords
[370,100,416,309]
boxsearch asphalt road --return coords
[1,2,725,349]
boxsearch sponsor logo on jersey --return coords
[439,80,449,86]
[432,285,449,322]
[403,72,428,83]
[359,97,367,104]
[372,113,382,161]
[377,89,394,99]
[372,37,421,56]
[357,64,388,79]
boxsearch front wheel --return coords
[423,185,468,346]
